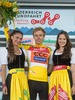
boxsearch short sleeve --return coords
[70,47,75,64]
[49,50,53,64]
[22,48,28,67]
[0,47,8,65]
[22,48,28,61]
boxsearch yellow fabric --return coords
[28,66,48,82]
[34,44,46,47]
[4,27,9,40]
[9,68,30,100]
[49,69,72,100]
[22,44,33,50]
[67,66,70,69]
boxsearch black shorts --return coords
[28,80,48,100]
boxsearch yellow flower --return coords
[4,2,12,7]
[0,1,2,6]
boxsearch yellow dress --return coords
[9,68,30,100]
[48,50,72,100]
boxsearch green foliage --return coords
[0,0,19,27]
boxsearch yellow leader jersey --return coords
[27,44,51,82]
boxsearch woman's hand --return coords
[71,64,75,95]
[2,85,8,95]
[72,84,75,95]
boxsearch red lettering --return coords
[34,52,47,57]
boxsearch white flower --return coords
[13,7,18,12]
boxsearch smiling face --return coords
[33,30,45,45]
[58,34,67,48]
[11,33,23,46]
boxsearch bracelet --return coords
[2,83,6,89]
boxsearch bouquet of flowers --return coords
[0,0,19,27]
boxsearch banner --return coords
[0,8,75,46]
